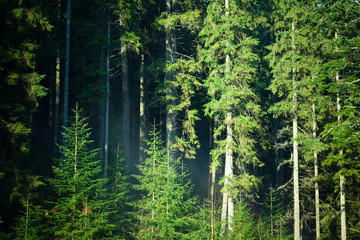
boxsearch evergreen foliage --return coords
[228,199,257,239]
[48,107,110,239]
[199,0,264,199]
[134,124,198,239]
[262,186,292,240]
[10,173,46,240]
[1,0,360,239]
[106,146,134,239]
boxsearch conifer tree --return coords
[106,145,133,238]
[134,124,198,239]
[10,174,46,240]
[318,1,360,239]
[228,199,257,239]
[0,0,50,232]
[48,107,110,239]
[262,186,292,240]
[199,0,264,234]
[267,1,314,238]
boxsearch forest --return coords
[0,0,359,239]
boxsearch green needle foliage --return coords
[199,0,264,199]
[134,124,198,239]
[228,199,257,239]
[10,173,46,240]
[48,107,110,239]
[262,186,292,240]
[106,146,134,239]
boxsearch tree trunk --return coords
[121,41,130,165]
[225,112,234,232]
[313,102,320,239]
[292,20,300,240]
[221,1,234,233]
[99,19,105,167]
[165,0,177,155]
[334,31,346,240]
[209,120,216,240]
[139,52,147,164]
[336,68,346,240]
[104,6,110,177]
[63,0,71,131]
[54,48,60,155]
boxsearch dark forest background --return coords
[1,0,360,239]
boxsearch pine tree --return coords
[48,107,110,239]
[134,124,198,239]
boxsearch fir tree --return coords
[48,107,110,239]
[106,145,134,239]
[134,124,198,239]
[318,1,360,239]
[228,199,257,239]
[10,173,46,240]
[199,0,264,234]
[262,186,292,240]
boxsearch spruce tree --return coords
[106,145,133,239]
[134,124,198,239]
[262,186,292,240]
[318,1,360,239]
[199,0,264,234]
[10,174,46,240]
[267,1,315,238]
[48,107,110,239]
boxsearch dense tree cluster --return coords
[1,0,359,239]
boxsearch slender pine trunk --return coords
[53,0,61,156]
[99,5,106,166]
[139,52,147,164]
[225,112,234,232]
[210,120,216,240]
[121,36,130,165]
[292,19,300,240]
[63,0,71,131]
[313,102,320,239]
[221,1,234,234]
[165,0,177,155]
[54,48,60,155]
[336,66,346,240]
[333,31,346,240]
[104,5,110,177]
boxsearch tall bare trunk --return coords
[220,112,234,233]
[221,1,234,233]
[336,68,346,240]
[209,119,216,240]
[292,20,300,240]
[99,4,106,166]
[63,0,71,131]
[165,0,177,154]
[334,31,346,240]
[226,113,234,231]
[121,42,130,164]
[53,0,61,156]
[139,52,147,164]
[54,49,60,155]
[313,102,320,239]
[104,6,110,177]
